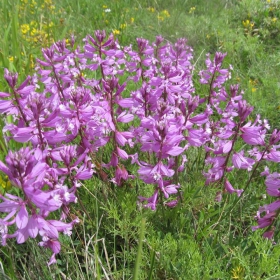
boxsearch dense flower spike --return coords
[0,31,280,264]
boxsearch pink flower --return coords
[240,122,266,146]
[224,179,243,197]
[252,212,276,231]
[265,172,280,197]
[138,190,158,211]
[232,151,255,171]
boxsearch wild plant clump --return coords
[0,30,279,265]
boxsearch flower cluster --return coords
[19,0,60,48]
[1,31,280,264]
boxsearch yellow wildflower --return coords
[189,6,196,14]
[148,7,155,13]
[30,20,37,27]
[103,5,108,8]
[48,22,54,28]
[120,23,127,29]
[272,17,277,23]
[21,24,30,34]
[112,29,120,35]
[161,10,170,17]
[130,17,134,24]
[31,28,37,36]
[157,15,164,21]
[8,56,14,62]
[242,19,250,28]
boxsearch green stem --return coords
[132,218,146,280]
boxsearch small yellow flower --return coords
[103,5,108,9]
[148,7,155,13]
[206,34,211,39]
[161,9,170,17]
[120,23,127,29]
[30,20,37,27]
[8,56,14,62]
[31,28,37,36]
[252,87,257,93]
[112,29,120,35]
[21,24,30,34]
[189,6,196,14]
[157,15,164,21]
[48,22,54,28]
[130,17,134,24]
[242,19,250,28]
[272,17,277,23]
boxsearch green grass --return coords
[1,0,280,279]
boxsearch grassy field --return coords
[1,0,280,279]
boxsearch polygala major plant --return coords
[0,30,279,265]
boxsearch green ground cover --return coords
[1,0,280,279]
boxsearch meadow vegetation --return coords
[0,0,280,279]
